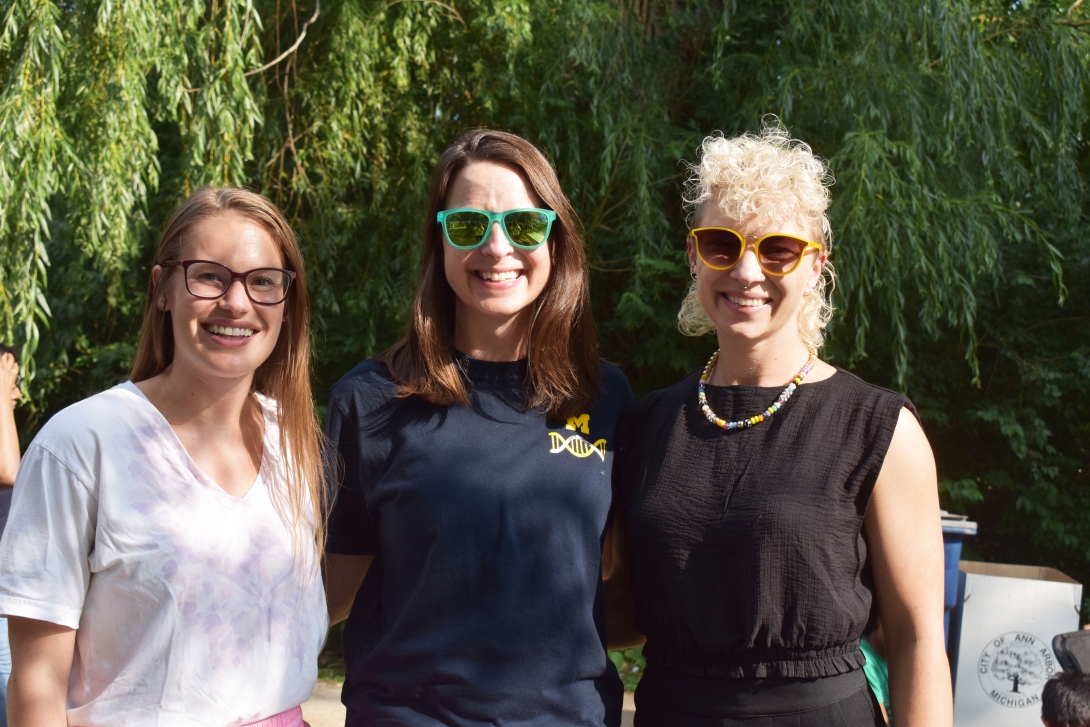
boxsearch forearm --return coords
[603,577,645,651]
[7,617,76,727]
[7,670,69,727]
[886,631,952,727]
[324,553,372,625]
[0,403,20,486]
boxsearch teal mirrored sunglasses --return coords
[437,208,557,249]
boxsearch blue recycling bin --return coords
[940,511,977,654]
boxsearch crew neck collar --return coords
[455,350,528,389]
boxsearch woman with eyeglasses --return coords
[323,128,630,726]
[0,188,327,726]
[607,124,952,727]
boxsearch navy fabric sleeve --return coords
[601,363,634,529]
[324,374,380,556]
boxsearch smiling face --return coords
[443,161,552,349]
[154,214,287,385]
[688,199,826,350]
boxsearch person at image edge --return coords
[0,188,327,727]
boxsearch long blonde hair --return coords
[130,187,325,552]
[678,121,836,350]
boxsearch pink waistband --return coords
[242,706,305,727]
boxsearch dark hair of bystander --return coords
[1043,672,1090,727]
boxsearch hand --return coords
[0,353,19,408]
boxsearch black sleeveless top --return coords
[614,367,910,680]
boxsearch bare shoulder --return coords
[886,406,934,467]
[873,406,937,507]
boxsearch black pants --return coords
[633,666,884,727]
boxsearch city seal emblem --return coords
[977,631,1057,708]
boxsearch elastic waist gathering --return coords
[642,641,867,680]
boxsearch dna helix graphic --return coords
[548,431,607,461]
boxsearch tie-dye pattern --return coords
[0,382,327,726]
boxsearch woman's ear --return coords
[151,265,167,310]
[806,250,828,293]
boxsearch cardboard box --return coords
[951,561,1082,726]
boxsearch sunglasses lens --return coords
[503,211,551,247]
[758,236,808,273]
[695,229,744,269]
[443,211,491,248]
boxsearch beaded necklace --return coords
[697,349,818,430]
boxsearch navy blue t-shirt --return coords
[325,356,632,727]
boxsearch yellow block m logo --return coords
[565,414,590,433]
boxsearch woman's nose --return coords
[219,279,252,311]
[732,247,765,285]
[479,221,513,259]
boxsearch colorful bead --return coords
[697,349,817,432]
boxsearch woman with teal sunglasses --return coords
[323,128,631,727]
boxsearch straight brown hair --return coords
[378,128,600,420]
[130,187,325,552]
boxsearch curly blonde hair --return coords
[678,120,836,351]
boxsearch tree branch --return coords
[244,0,320,77]
[185,1,320,92]
[387,0,466,28]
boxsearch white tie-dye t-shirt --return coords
[0,382,328,727]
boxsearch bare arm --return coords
[603,512,645,651]
[325,553,373,625]
[864,407,952,727]
[0,353,21,486]
[7,616,75,727]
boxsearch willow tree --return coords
[2,0,1089,583]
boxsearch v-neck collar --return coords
[121,381,268,503]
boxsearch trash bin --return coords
[941,511,977,652]
[949,562,1081,726]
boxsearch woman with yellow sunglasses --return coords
[606,123,952,727]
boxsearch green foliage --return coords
[3,0,1090,588]
[609,646,646,691]
[318,622,345,683]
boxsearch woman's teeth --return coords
[477,270,520,282]
[207,325,255,338]
[726,295,766,308]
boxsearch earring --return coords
[690,268,698,282]
[157,297,166,310]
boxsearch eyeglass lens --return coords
[184,262,292,304]
[696,230,808,274]
[443,210,551,248]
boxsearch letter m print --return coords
[565,414,590,434]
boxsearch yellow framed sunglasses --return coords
[690,227,823,276]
